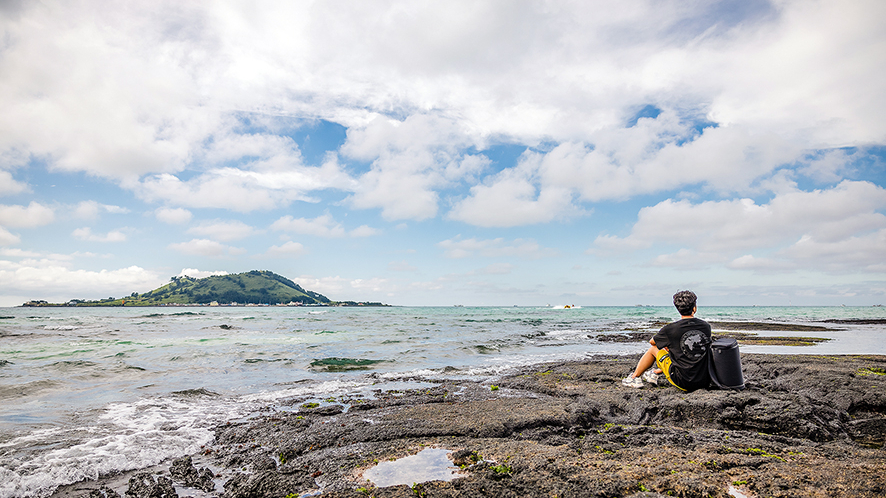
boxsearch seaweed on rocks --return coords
[309,357,387,372]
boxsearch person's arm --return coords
[651,326,670,351]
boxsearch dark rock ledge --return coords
[54,354,886,498]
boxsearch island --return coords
[21,270,387,307]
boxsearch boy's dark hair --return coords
[673,290,697,316]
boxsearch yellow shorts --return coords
[655,348,687,392]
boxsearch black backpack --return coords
[708,337,745,390]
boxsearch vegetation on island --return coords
[22,270,387,307]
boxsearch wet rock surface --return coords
[57,354,886,498]
[168,456,216,493]
[124,473,177,498]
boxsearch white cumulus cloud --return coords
[72,201,130,220]
[168,238,246,257]
[271,213,377,238]
[594,180,886,273]
[343,115,485,221]
[177,268,229,279]
[0,202,55,228]
[138,159,354,212]
[265,241,307,257]
[438,236,558,259]
[448,155,583,227]
[0,171,28,196]
[72,227,127,243]
[155,207,193,225]
[0,263,167,306]
[781,230,886,273]
[0,226,21,245]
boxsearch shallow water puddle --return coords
[363,448,459,487]
[728,484,754,498]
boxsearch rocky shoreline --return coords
[53,354,886,498]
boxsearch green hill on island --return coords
[29,270,350,307]
[129,270,331,306]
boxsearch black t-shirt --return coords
[652,317,712,391]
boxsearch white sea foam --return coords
[0,428,211,498]
[543,328,589,339]
[380,368,442,379]
[0,395,254,498]
[241,379,370,403]
[0,427,66,449]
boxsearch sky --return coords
[1,0,885,307]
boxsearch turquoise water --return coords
[0,305,884,497]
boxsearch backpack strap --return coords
[708,354,726,389]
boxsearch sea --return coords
[1,305,885,497]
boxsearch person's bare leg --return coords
[631,345,659,378]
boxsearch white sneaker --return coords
[641,370,659,384]
[621,375,643,388]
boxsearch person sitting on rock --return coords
[622,290,712,391]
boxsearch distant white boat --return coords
[551,304,581,309]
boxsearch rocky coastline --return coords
[53,354,886,498]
